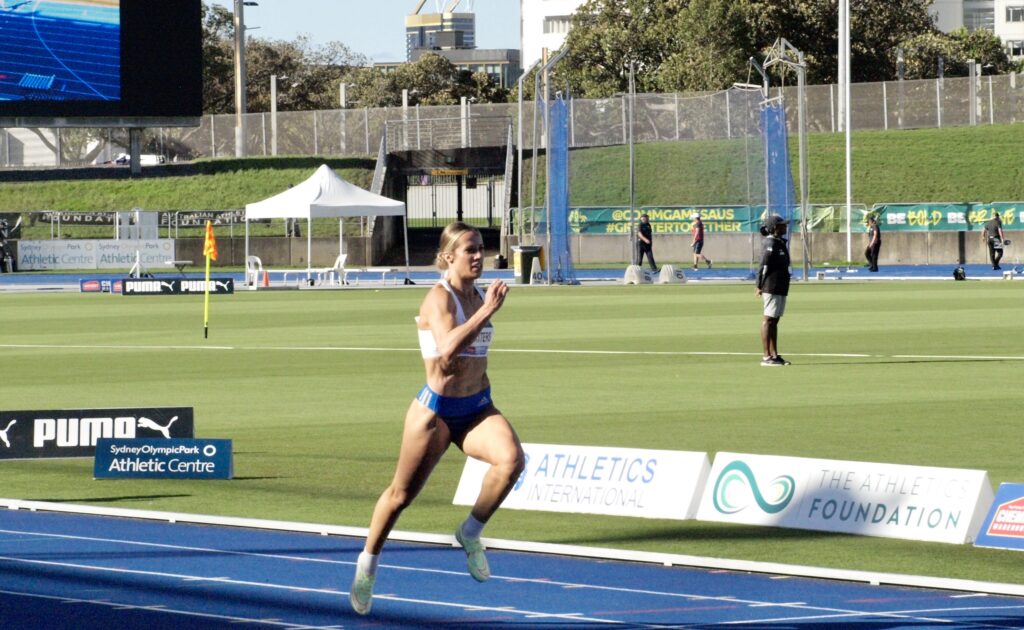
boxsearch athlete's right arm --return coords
[422,282,507,367]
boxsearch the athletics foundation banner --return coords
[0,407,194,460]
[453,443,710,520]
[696,452,993,544]
[974,483,1024,551]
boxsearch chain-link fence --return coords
[2,73,1023,167]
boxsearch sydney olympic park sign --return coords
[455,445,996,546]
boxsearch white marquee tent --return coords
[244,164,408,282]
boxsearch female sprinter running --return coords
[350,221,525,615]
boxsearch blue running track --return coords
[0,0,120,102]
[0,507,1022,628]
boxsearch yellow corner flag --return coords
[203,220,218,261]
[203,221,217,338]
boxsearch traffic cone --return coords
[262,270,269,288]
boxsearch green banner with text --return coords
[525,203,1024,234]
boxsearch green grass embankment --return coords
[3,123,1024,222]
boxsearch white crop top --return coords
[417,280,494,359]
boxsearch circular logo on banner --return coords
[713,460,795,515]
[203,444,217,457]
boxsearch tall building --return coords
[931,0,1024,58]
[520,0,585,70]
[389,1,520,88]
[995,0,1024,57]
[406,1,476,61]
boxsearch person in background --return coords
[983,213,1006,270]
[636,213,658,272]
[755,215,792,366]
[349,222,524,616]
[865,214,881,272]
[690,212,712,271]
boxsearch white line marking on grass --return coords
[11,342,1024,362]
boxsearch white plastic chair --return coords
[320,254,349,285]
[245,255,263,286]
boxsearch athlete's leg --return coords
[364,401,451,555]
[457,409,525,524]
[762,315,778,358]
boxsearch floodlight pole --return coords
[627,60,636,264]
[233,0,249,157]
[270,74,278,156]
[839,0,852,265]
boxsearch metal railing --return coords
[2,73,1023,167]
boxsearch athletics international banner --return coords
[453,443,710,520]
[695,452,993,544]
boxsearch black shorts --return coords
[692,240,704,254]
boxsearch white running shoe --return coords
[349,564,375,615]
[455,527,490,582]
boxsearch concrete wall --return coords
[552,232,1008,266]
[95,230,1013,270]
[175,236,373,268]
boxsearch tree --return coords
[552,0,944,97]
[343,54,509,108]
[201,2,236,114]
[200,2,367,114]
[657,0,753,93]
[899,28,1015,79]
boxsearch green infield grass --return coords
[0,281,1021,584]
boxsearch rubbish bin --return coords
[512,245,543,284]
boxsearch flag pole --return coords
[203,251,211,338]
[202,220,217,338]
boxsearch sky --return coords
[207,0,521,63]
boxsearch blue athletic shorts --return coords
[415,385,493,439]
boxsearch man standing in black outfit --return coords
[983,213,1006,270]
[755,215,791,366]
[636,213,658,272]
[865,214,881,272]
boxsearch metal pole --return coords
[798,52,810,281]
[270,74,278,155]
[233,0,248,157]
[882,82,888,130]
[517,59,541,242]
[402,89,409,150]
[968,60,977,126]
[628,61,636,264]
[841,0,852,264]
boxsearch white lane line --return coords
[0,588,327,629]
[0,555,651,627]
[2,528,1021,626]
[4,342,1023,362]
[730,603,1024,627]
